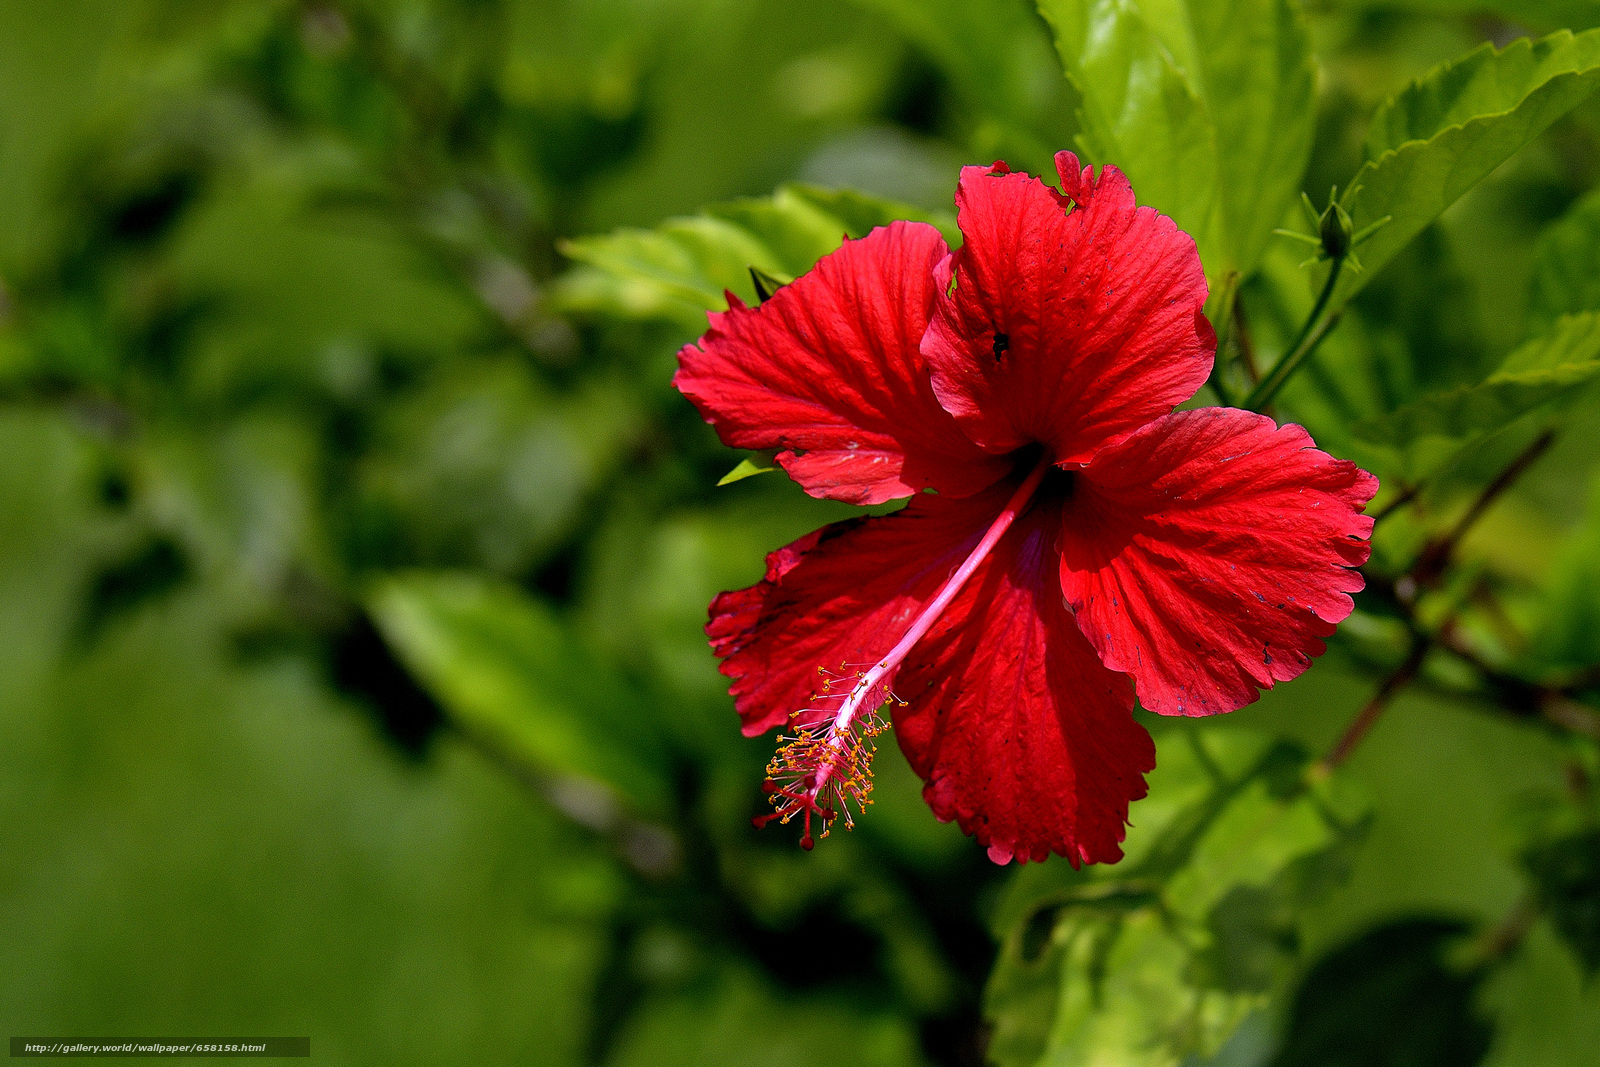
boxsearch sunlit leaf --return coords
[1035,0,1315,284]
[1351,311,1600,450]
[985,726,1369,1067]
[1530,187,1600,333]
[370,571,671,813]
[1332,29,1600,312]
[556,185,956,332]
[717,455,778,486]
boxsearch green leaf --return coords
[609,965,925,1067]
[1035,0,1315,283]
[1332,29,1600,312]
[717,455,778,486]
[1351,311,1600,450]
[1525,827,1600,979]
[555,184,955,332]
[985,726,1370,1067]
[1529,470,1600,672]
[369,571,670,813]
[852,0,1074,171]
[1530,187,1600,333]
[1273,919,1494,1067]
[1353,0,1600,33]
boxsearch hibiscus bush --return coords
[4,1,1600,1065]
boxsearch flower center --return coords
[754,453,1056,848]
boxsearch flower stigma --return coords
[754,453,1056,848]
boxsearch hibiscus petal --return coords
[893,493,1152,866]
[675,220,1008,504]
[707,493,990,738]
[921,154,1215,464]
[1059,408,1379,717]
[708,483,1153,865]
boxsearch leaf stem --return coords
[1243,257,1344,413]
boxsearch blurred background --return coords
[2,1,1600,1065]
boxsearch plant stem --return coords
[1207,272,1241,407]
[1319,636,1430,772]
[1243,257,1344,413]
[1472,894,1539,966]
[1410,430,1555,587]
[1370,483,1420,526]
[1233,294,1261,384]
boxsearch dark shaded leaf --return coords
[1272,918,1493,1067]
[1525,828,1600,979]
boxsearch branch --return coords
[1319,636,1431,772]
[1370,483,1421,527]
[1409,431,1556,588]
[449,719,682,879]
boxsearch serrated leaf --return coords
[369,571,670,813]
[985,726,1370,1067]
[555,184,956,332]
[1352,311,1600,449]
[1530,187,1600,333]
[1332,29,1600,313]
[1035,0,1315,284]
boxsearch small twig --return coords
[1319,637,1431,772]
[1472,893,1539,966]
[1410,431,1556,587]
[1469,577,1526,654]
[1424,614,1600,742]
[1542,695,1600,742]
[1370,483,1421,526]
[449,719,682,879]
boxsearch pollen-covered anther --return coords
[752,677,893,850]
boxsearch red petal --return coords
[1059,408,1379,716]
[893,493,1152,866]
[707,494,989,738]
[675,221,1008,504]
[921,154,1215,464]
[708,481,1154,865]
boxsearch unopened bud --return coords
[1319,199,1355,262]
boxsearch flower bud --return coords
[1319,200,1355,262]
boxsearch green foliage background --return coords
[3,1,1600,1065]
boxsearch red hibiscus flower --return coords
[674,153,1378,866]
